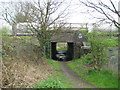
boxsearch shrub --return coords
[86,31,108,70]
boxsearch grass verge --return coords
[33,59,75,88]
[86,38,118,47]
[67,58,118,88]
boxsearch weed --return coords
[34,77,65,88]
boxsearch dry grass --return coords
[2,58,53,88]
[2,36,53,88]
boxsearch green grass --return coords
[34,76,69,88]
[102,38,118,47]
[33,59,75,88]
[57,47,67,51]
[45,59,60,69]
[67,58,118,88]
[86,38,118,47]
[85,31,118,47]
[56,43,67,51]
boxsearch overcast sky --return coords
[0,0,119,29]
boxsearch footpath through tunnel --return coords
[51,42,74,61]
[50,31,90,61]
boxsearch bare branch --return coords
[79,0,120,29]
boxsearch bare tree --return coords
[1,2,17,35]
[1,2,34,35]
[26,0,69,58]
[2,0,70,58]
[79,0,120,29]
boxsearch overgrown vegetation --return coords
[1,27,73,88]
[85,31,108,70]
[66,31,118,88]
[1,28,53,88]
[83,31,118,70]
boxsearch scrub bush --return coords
[86,31,108,70]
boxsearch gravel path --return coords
[59,61,95,88]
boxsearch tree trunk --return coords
[12,24,17,36]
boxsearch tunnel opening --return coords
[51,42,74,61]
[56,42,67,51]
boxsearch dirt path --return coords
[59,61,95,88]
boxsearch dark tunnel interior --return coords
[51,42,74,61]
